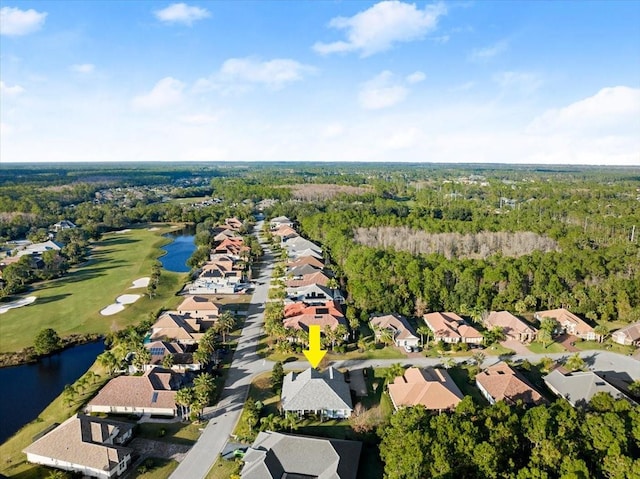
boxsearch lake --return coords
[159,227,196,273]
[0,340,105,444]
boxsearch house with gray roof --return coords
[281,367,353,419]
[611,321,640,346]
[241,431,361,479]
[23,414,134,478]
[544,369,635,408]
[370,313,420,349]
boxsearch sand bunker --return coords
[100,294,142,316]
[115,229,132,234]
[0,296,36,314]
[148,227,160,231]
[129,277,150,289]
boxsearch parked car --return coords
[404,345,414,353]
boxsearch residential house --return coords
[544,369,635,407]
[15,240,63,257]
[388,367,463,412]
[484,311,538,343]
[51,220,76,232]
[283,236,322,256]
[144,341,200,372]
[423,312,483,344]
[224,217,243,231]
[87,367,181,417]
[285,271,331,288]
[150,312,205,344]
[214,237,250,259]
[23,414,134,478]
[476,362,546,406]
[288,263,322,277]
[286,283,344,305]
[241,431,361,479]
[272,225,298,241]
[370,313,420,348]
[611,322,640,346]
[281,367,353,418]
[288,247,323,260]
[212,227,238,242]
[288,255,324,270]
[176,295,220,321]
[283,301,347,333]
[270,216,294,229]
[534,308,600,341]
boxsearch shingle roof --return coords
[281,367,353,413]
[535,308,594,335]
[286,271,331,288]
[151,312,204,342]
[543,369,634,407]
[476,362,545,405]
[241,431,361,479]
[24,414,133,472]
[370,314,419,341]
[612,321,640,343]
[283,301,346,331]
[484,311,537,336]
[423,312,483,341]
[177,296,220,312]
[87,367,180,411]
[388,367,463,410]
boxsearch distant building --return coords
[484,311,537,343]
[51,220,77,232]
[534,308,600,341]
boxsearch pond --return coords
[0,340,105,444]
[159,226,196,273]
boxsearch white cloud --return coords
[70,63,95,74]
[384,127,422,149]
[450,81,475,92]
[154,3,210,25]
[359,71,408,110]
[321,122,345,138]
[469,40,508,61]
[494,71,542,94]
[406,71,426,84]
[314,1,447,57]
[132,77,185,110]
[178,113,220,125]
[528,86,640,136]
[0,6,47,36]
[195,57,315,92]
[0,80,25,96]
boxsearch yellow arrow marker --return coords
[303,324,327,369]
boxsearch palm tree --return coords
[565,353,586,372]
[417,325,431,348]
[97,350,118,375]
[194,372,216,407]
[176,387,195,419]
[385,363,405,383]
[216,312,236,343]
[379,328,394,347]
[594,324,608,343]
[162,353,175,369]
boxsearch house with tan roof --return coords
[241,431,361,479]
[86,367,181,417]
[270,216,294,229]
[150,312,205,344]
[388,367,463,412]
[283,301,347,333]
[423,312,483,344]
[224,217,243,231]
[177,295,220,320]
[213,227,238,242]
[475,362,546,406]
[272,225,298,241]
[285,271,331,288]
[534,308,600,341]
[24,414,134,478]
[370,313,420,349]
[281,367,353,419]
[484,311,537,343]
[214,237,250,258]
[611,321,640,346]
[288,255,324,270]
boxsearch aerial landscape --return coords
[1,1,639,479]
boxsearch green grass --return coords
[136,458,179,479]
[205,456,242,479]
[447,367,489,406]
[136,422,203,446]
[170,196,211,205]
[527,341,566,354]
[0,225,187,353]
[484,343,516,356]
[573,340,635,355]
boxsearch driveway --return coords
[557,334,580,352]
[501,340,530,355]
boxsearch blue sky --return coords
[1,1,639,164]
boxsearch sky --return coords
[1,1,639,165]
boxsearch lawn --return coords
[447,366,490,406]
[137,422,203,446]
[136,458,179,479]
[527,341,566,354]
[0,225,188,353]
[206,456,242,479]
[573,340,635,355]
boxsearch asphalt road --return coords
[170,225,274,479]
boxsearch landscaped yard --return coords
[0,225,187,353]
[573,340,635,355]
[527,341,567,354]
[206,455,242,479]
[136,458,179,479]
[137,421,203,446]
